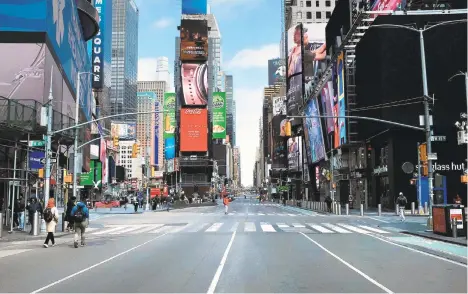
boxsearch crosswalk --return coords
[244,203,281,206]
[200,212,308,216]
[88,222,391,236]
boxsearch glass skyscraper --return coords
[111,0,139,121]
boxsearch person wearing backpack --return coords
[71,201,89,248]
[43,198,59,248]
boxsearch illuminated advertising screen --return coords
[164,137,175,160]
[304,98,326,164]
[180,20,208,61]
[321,81,335,134]
[302,23,327,83]
[287,136,302,172]
[272,96,286,116]
[163,93,176,138]
[154,100,160,166]
[180,63,208,106]
[180,108,208,152]
[287,74,303,117]
[182,0,207,14]
[111,123,136,139]
[268,58,286,85]
[287,24,303,79]
[92,0,105,89]
[212,92,226,139]
[333,52,347,148]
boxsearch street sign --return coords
[28,141,45,147]
[40,158,57,164]
[9,181,20,186]
[428,153,438,161]
[430,136,446,142]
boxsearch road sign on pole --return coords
[29,141,45,147]
[40,158,56,164]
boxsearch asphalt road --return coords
[0,195,466,293]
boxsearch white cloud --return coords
[138,58,158,81]
[152,17,172,29]
[233,87,264,186]
[226,44,279,70]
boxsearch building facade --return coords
[136,92,156,165]
[225,75,235,145]
[117,140,142,181]
[111,0,139,121]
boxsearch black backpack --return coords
[74,206,84,222]
[43,208,53,222]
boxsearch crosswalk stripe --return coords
[230,222,239,232]
[288,214,296,216]
[338,223,370,234]
[151,225,176,234]
[111,225,146,235]
[292,223,306,228]
[277,223,289,228]
[260,222,276,232]
[244,222,256,232]
[84,227,99,233]
[130,225,164,234]
[92,226,128,235]
[206,223,223,232]
[258,213,265,215]
[322,223,351,233]
[358,225,389,234]
[167,224,190,233]
[307,223,334,233]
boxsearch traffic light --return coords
[38,168,44,178]
[132,143,140,158]
[419,143,427,163]
[113,136,119,147]
[421,164,428,177]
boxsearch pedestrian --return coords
[43,198,59,248]
[325,195,332,213]
[26,198,40,234]
[133,199,138,213]
[223,196,230,215]
[65,196,76,232]
[71,201,89,248]
[396,192,407,221]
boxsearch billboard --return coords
[180,108,208,152]
[304,98,326,164]
[302,23,327,83]
[333,52,346,148]
[180,63,208,106]
[164,137,176,160]
[272,115,286,139]
[287,24,303,79]
[163,93,176,138]
[182,0,207,14]
[180,20,208,61]
[100,138,107,184]
[320,81,335,134]
[287,74,303,117]
[272,96,286,116]
[212,92,226,139]
[111,123,136,139]
[287,136,303,172]
[80,160,95,186]
[154,100,160,166]
[268,58,286,85]
[92,0,106,89]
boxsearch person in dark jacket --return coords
[396,192,407,221]
[71,202,90,248]
[65,197,76,231]
[325,195,333,213]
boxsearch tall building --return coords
[155,57,171,90]
[136,92,157,166]
[111,0,139,121]
[137,81,167,170]
[225,75,235,145]
[207,14,223,108]
[287,0,336,26]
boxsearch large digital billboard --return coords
[321,81,335,134]
[164,137,175,160]
[333,52,347,148]
[272,96,286,116]
[180,108,208,152]
[287,136,303,172]
[287,74,303,117]
[212,92,226,139]
[180,63,208,106]
[163,93,176,138]
[111,123,136,139]
[304,98,326,164]
[182,0,207,14]
[302,23,327,83]
[154,100,160,166]
[287,24,303,79]
[268,58,286,86]
[92,0,107,89]
[180,20,208,61]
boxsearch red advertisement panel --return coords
[180,108,208,152]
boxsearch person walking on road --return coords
[65,196,76,232]
[71,201,89,248]
[396,192,407,221]
[43,198,59,248]
[223,196,230,215]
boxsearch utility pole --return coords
[44,69,54,207]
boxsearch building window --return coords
[326,0,331,6]
[326,11,331,18]
[297,12,302,19]
[316,11,322,19]
[306,11,312,19]
[316,0,320,7]
[300,1,304,6]
[306,0,311,7]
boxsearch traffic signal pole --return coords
[43,70,54,207]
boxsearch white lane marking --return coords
[166,224,189,233]
[130,225,164,234]
[300,233,394,293]
[257,213,265,215]
[186,223,210,232]
[288,214,296,216]
[230,222,239,232]
[292,223,306,228]
[84,228,99,233]
[92,226,128,235]
[244,222,256,232]
[366,216,390,223]
[151,225,175,234]
[0,249,32,259]
[322,223,351,233]
[338,223,371,234]
[206,223,224,232]
[307,223,334,233]
[207,231,237,294]
[366,233,467,268]
[277,223,289,228]
[31,233,169,294]
[359,225,389,234]
[260,222,276,232]
[110,225,146,235]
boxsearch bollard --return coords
[395,204,399,215]
[338,205,342,215]
[332,202,336,214]
[32,212,39,236]
[452,218,458,238]
[360,203,364,216]
[0,212,3,238]
[378,204,382,216]
[411,202,415,215]
[61,212,66,232]
[424,202,428,215]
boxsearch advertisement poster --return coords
[180,20,208,61]
[287,74,303,116]
[164,137,175,160]
[180,108,208,152]
[163,93,176,139]
[111,123,136,139]
[304,98,326,164]
[182,0,207,14]
[337,52,346,146]
[80,160,95,186]
[272,96,286,116]
[180,63,208,105]
[268,58,285,85]
[302,23,327,83]
[287,136,302,172]
[321,81,335,134]
[154,100,160,166]
[287,24,302,79]
[212,92,226,139]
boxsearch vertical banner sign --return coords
[92,0,104,89]
[212,92,226,139]
[163,93,176,139]
[154,100,160,166]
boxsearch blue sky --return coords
[135,0,281,186]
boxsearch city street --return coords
[0,195,466,293]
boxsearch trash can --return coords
[432,205,466,237]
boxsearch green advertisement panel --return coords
[95,161,102,187]
[163,93,176,139]
[212,92,226,139]
[80,160,95,186]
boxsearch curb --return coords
[401,231,468,247]
[0,231,72,243]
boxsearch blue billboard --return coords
[182,0,207,14]
[0,0,92,121]
[304,98,326,164]
[165,137,176,160]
